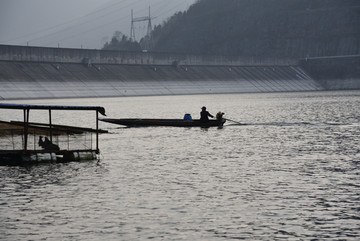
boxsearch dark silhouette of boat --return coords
[100,118,226,127]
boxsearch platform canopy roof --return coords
[0,103,106,116]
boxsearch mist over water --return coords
[1,91,359,240]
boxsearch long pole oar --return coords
[224,118,244,125]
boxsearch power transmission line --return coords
[5,0,196,48]
[1,0,129,43]
[28,0,144,44]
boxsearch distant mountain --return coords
[149,0,360,58]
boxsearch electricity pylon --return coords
[130,6,153,50]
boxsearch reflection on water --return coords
[1,91,360,240]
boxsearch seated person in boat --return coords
[200,106,214,122]
[38,136,45,148]
[38,136,60,151]
[183,113,193,122]
[216,112,225,120]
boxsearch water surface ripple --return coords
[1,91,359,240]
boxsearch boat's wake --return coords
[226,122,357,127]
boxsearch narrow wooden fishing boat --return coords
[100,118,226,127]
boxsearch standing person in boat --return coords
[200,106,214,122]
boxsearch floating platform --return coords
[0,150,98,165]
[0,120,108,136]
[0,103,107,165]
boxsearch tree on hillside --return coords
[102,31,141,52]
[149,0,360,57]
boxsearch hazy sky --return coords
[0,0,196,49]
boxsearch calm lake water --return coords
[1,91,359,240]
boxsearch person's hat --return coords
[202,106,206,110]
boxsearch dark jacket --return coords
[200,110,214,122]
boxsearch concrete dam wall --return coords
[300,55,360,90]
[0,45,298,66]
[0,45,358,100]
[0,61,323,100]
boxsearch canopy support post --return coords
[96,110,99,153]
[49,109,53,142]
[24,109,30,151]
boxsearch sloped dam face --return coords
[0,45,359,100]
[0,61,323,100]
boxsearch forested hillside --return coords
[149,0,360,58]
